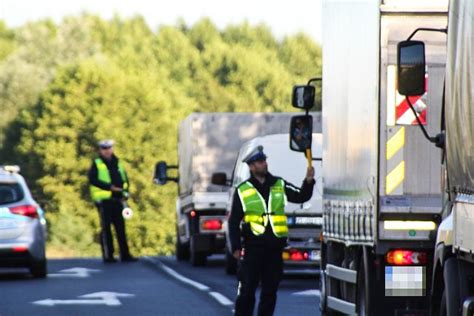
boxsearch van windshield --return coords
[0,183,24,205]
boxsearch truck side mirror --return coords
[211,172,228,186]
[292,85,315,110]
[289,115,313,152]
[397,40,426,96]
[154,161,168,185]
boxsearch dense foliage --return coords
[0,15,321,257]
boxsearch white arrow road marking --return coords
[292,289,321,297]
[48,267,101,278]
[32,291,135,306]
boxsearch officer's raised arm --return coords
[284,166,315,203]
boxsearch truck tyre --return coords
[443,258,461,316]
[225,250,237,275]
[357,247,372,316]
[190,238,207,266]
[439,289,447,316]
[30,259,47,278]
[175,226,190,261]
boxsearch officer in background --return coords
[228,146,315,316]
[88,140,137,263]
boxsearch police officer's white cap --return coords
[98,139,114,148]
[242,145,267,164]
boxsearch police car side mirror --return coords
[289,115,313,153]
[397,40,426,96]
[211,172,228,186]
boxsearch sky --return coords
[0,0,322,43]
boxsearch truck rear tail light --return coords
[9,205,38,218]
[386,250,427,266]
[201,219,222,231]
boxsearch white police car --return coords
[0,166,47,278]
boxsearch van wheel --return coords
[190,238,207,266]
[175,226,190,261]
[225,250,237,275]
[30,259,47,278]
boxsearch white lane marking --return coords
[144,257,209,291]
[209,292,234,306]
[32,292,135,306]
[48,267,101,278]
[144,256,234,308]
[292,289,321,297]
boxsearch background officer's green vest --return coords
[90,158,129,202]
[237,179,288,238]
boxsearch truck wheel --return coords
[175,226,190,261]
[443,258,461,316]
[225,250,237,275]
[439,289,447,316]
[30,259,47,278]
[190,238,207,266]
[357,248,372,316]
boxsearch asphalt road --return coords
[0,255,320,316]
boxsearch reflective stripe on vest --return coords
[237,179,288,238]
[90,158,129,202]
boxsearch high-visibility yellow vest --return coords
[237,179,288,238]
[90,158,129,202]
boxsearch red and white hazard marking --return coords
[387,66,428,126]
[395,74,428,125]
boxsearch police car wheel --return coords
[30,259,47,278]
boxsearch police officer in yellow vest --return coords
[88,140,137,263]
[228,146,315,316]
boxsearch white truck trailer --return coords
[317,1,448,315]
[155,112,303,266]
[396,1,474,315]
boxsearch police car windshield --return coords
[0,183,24,205]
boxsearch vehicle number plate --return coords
[295,217,322,225]
[385,266,426,297]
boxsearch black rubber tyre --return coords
[443,258,460,316]
[225,250,237,275]
[30,259,47,278]
[175,226,190,261]
[439,289,447,316]
[190,238,207,267]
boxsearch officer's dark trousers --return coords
[97,199,131,260]
[235,246,284,316]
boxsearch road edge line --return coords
[143,256,234,309]
[209,291,234,306]
[143,256,209,291]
